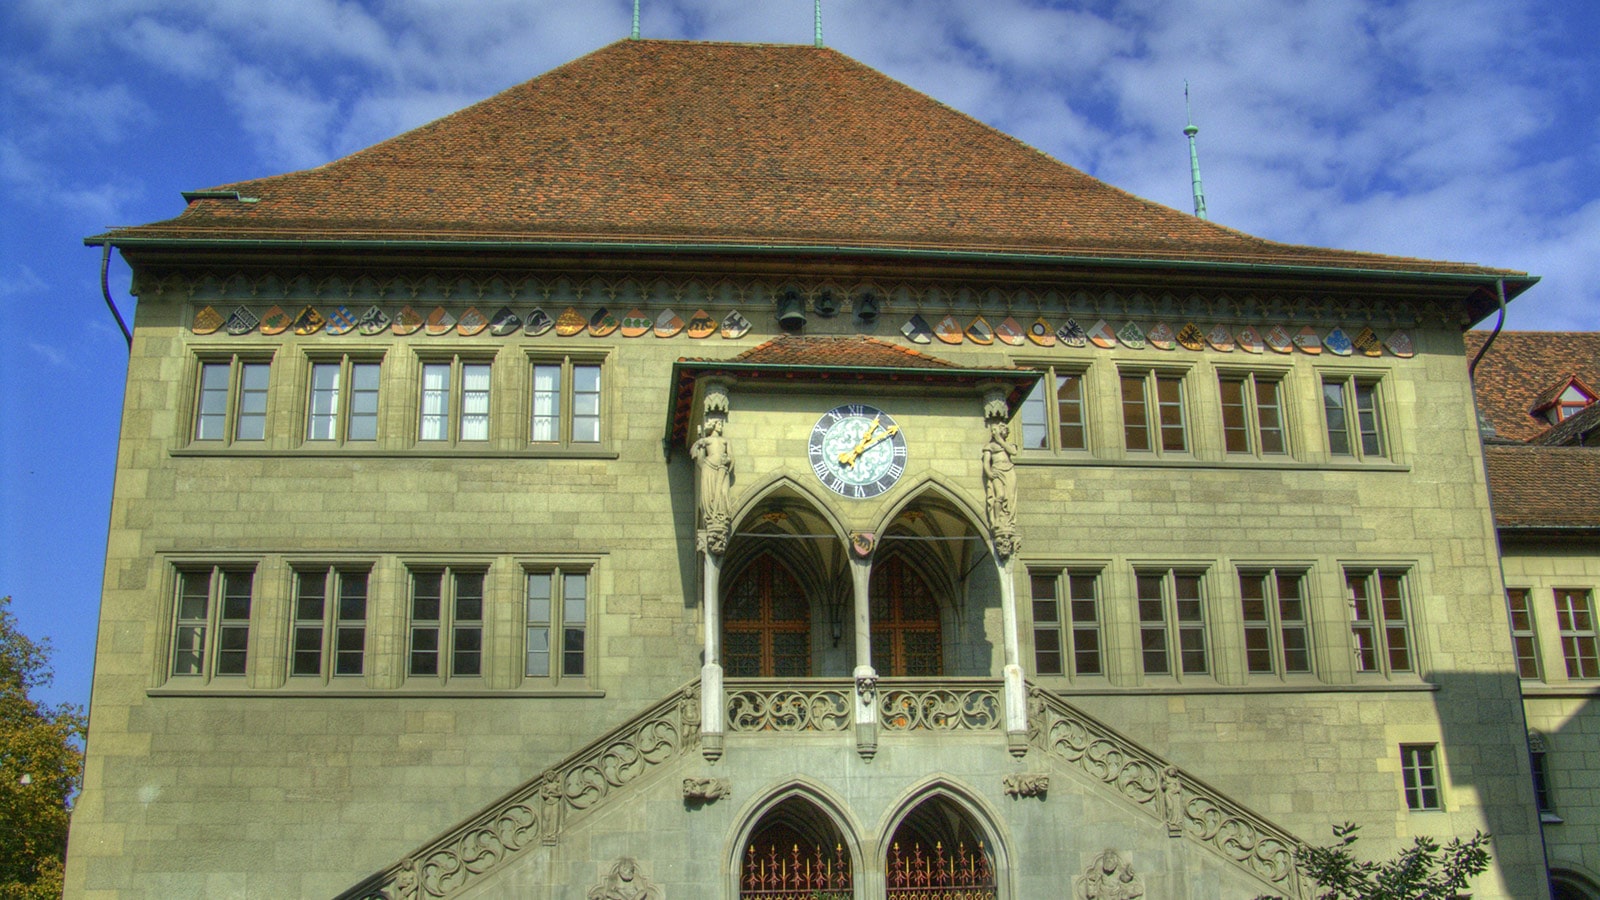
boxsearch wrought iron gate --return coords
[885,840,997,900]
[740,841,853,899]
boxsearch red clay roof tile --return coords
[1484,445,1600,528]
[101,39,1524,280]
[1466,331,1600,441]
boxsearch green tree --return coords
[1259,823,1492,900]
[0,596,85,899]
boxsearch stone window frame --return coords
[1319,369,1393,462]
[303,352,385,446]
[1344,567,1415,677]
[1026,566,1106,681]
[1015,363,1092,455]
[525,350,610,448]
[168,563,257,682]
[1133,567,1211,681]
[1236,567,1314,678]
[522,562,597,688]
[1554,587,1599,679]
[189,350,276,446]
[1504,587,1543,680]
[416,352,496,444]
[1117,366,1192,457]
[1399,743,1443,811]
[288,564,373,682]
[406,565,490,683]
[1215,367,1292,458]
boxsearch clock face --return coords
[809,404,908,499]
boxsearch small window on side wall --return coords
[1018,367,1088,453]
[1322,375,1386,460]
[1400,744,1441,811]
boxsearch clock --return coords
[809,404,908,499]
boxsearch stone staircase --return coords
[337,679,1307,899]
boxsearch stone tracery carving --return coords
[1075,849,1144,900]
[586,857,663,900]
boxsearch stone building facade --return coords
[68,38,1556,898]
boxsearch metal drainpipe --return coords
[100,241,133,349]
[1465,277,1556,897]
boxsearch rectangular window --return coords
[1347,569,1412,674]
[194,357,271,442]
[1239,569,1312,675]
[1530,743,1555,817]
[1400,744,1442,811]
[409,569,486,680]
[1505,588,1541,679]
[531,358,604,445]
[308,358,381,442]
[1219,373,1287,456]
[291,568,369,679]
[1121,371,1186,454]
[526,568,589,682]
[1029,569,1102,677]
[172,566,253,678]
[419,358,491,442]
[1018,368,1087,452]
[1554,588,1599,679]
[1323,375,1385,459]
[1136,569,1207,677]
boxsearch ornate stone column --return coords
[692,381,733,760]
[981,386,1028,755]
[849,536,878,760]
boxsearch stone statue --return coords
[681,776,731,802]
[586,857,662,900]
[981,421,1021,557]
[692,416,733,554]
[1075,849,1144,900]
[1162,766,1184,836]
[539,771,564,845]
[1002,772,1049,797]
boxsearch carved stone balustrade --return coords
[725,679,853,733]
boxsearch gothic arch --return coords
[729,471,850,544]
[725,780,864,900]
[875,778,1013,899]
[868,474,986,542]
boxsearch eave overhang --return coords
[667,358,1041,446]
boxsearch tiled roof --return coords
[729,335,961,369]
[99,40,1524,282]
[1466,331,1600,441]
[1484,445,1600,529]
[1529,374,1595,413]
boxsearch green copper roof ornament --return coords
[631,0,640,39]
[815,0,823,47]
[1184,80,1208,220]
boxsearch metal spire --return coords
[631,0,640,39]
[814,0,823,47]
[1184,80,1208,220]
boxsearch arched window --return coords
[885,794,997,898]
[871,555,942,676]
[739,796,852,898]
[725,554,811,677]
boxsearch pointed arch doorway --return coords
[870,555,943,676]
[724,552,812,677]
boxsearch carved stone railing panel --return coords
[1026,684,1306,900]
[878,680,1002,732]
[725,679,852,733]
[338,683,700,900]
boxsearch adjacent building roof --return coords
[1466,331,1600,441]
[94,39,1528,291]
[1483,445,1600,530]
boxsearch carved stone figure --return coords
[586,856,663,900]
[981,421,1021,558]
[678,683,701,746]
[387,862,418,900]
[1075,849,1145,900]
[681,776,731,802]
[539,771,564,845]
[1162,765,1184,836]
[1002,772,1049,797]
[692,416,733,555]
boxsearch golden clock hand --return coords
[838,418,881,466]
[855,423,899,454]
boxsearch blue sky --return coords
[2,0,1597,712]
